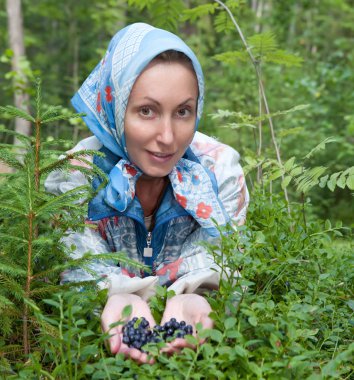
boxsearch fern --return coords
[215,32,303,67]
[304,136,337,160]
[182,3,218,22]
[127,0,185,31]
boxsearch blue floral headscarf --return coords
[71,23,229,233]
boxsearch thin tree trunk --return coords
[6,0,31,146]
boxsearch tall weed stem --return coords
[214,0,290,213]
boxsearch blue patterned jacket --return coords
[45,132,249,299]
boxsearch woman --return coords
[45,22,249,363]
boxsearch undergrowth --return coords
[0,190,352,379]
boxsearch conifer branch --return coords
[0,105,35,123]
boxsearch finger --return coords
[120,342,155,364]
[200,315,214,330]
[172,337,196,349]
[108,328,121,354]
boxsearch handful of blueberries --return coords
[122,317,193,351]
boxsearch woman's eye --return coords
[139,106,153,117]
[177,108,191,117]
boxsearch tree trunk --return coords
[6,0,31,145]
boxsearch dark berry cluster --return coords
[122,317,193,351]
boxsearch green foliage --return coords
[127,0,186,31]
[214,32,303,67]
[0,81,146,358]
[0,0,352,376]
[1,190,352,379]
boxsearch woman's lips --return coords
[147,151,174,163]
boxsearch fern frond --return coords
[127,0,154,11]
[214,0,241,33]
[295,166,327,193]
[249,31,278,57]
[181,3,218,22]
[266,50,303,67]
[213,50,248,65]
[304,137,337,159]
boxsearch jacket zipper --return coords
[144,231,153,258]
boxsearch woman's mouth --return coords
[147,151,174,163]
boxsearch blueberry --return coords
[167,328,174,336]
[132,340,142,349]
[164,321,172,329]
[128,329,135,337]
[172,321,180,329]
[140,318,150,328]
[122,317,192,351]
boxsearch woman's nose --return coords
[156,116,174,145]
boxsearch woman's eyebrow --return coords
[142,96,196,106]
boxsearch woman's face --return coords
[124,61,198,179]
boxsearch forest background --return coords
[0,0,353,226]
[0,0,353,378]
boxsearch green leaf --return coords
[185,334,198,346]
[248,316,258,326]
[284,157,296,172]
[269,169,283,181]
[327,178,337,192]
[224,317,237,330]
[347,174,354,190]
[347,300,354,311]
[121,304,132,319]
[319,174,329,188]
[255,231,266,244]
[290,166,303,177]
[208,329,223,343]
[337,174,347,189]
[325,219,331,229]
[281,175,292,189]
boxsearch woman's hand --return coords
[160,294,213,354]
[101,293,156,364]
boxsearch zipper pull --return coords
[143,231,153,258]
